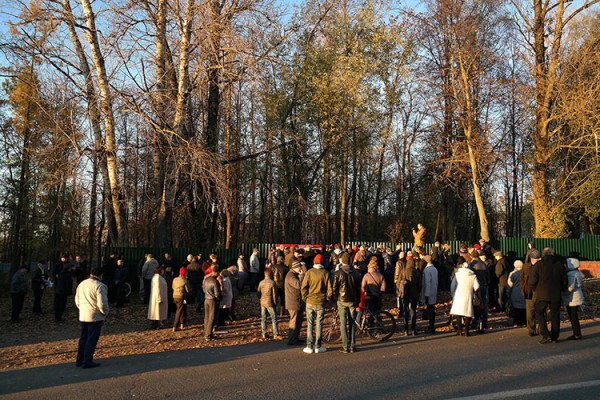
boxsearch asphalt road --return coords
[1,320,599,399]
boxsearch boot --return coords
[464,317,472,337]
[455,316,462,336]
[404,324,409,336]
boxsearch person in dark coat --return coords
[102,253,117,303]
[113,258,129,308]
[11,265,29,321]
[470,251,490,333]
[399,252,422,336]
[54,257,75,321]
[530,248,567,344]
[494,251,511,312]
[186,256,204,313]
[284,261,304,346]
[520,248,541,336]
[31,261,49,314]
[333,254,361,353]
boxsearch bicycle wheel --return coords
[124,282,132,298]
[366,310,396,342]
[322,312,341,343]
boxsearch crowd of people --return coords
[7,230,587,367]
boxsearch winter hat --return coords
[473,243,481,249]
[566,258,580,270]
[179,267,187,276]
[314,254,324,265]
[513,260,523,270]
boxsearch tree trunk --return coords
[81,0,128,245]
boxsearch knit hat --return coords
[179,267,187,276]
[314,254,323,265]
[473,243,481,249]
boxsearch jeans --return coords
[535,299,561,341]
[338,301,357,350]
[261,306,279,336]
[402,298,418,331]
[191,283,204,312]
[306,303,325,349]
[76,321,103,366]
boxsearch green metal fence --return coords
[105,235,600,274]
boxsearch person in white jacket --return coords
[75,267,109,369]
[148,266,168,329]
[249,249,261,292]
[450,258,480,337]
[421,255,439,334]
[562,258,584,340]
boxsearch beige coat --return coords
[450,266,480,318]
[148,274,168,321]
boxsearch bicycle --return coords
[322,305,396,343]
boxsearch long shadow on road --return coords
[0,340,285,396]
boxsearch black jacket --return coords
[187,261,204,285]
[530,255,567,302]
[333,265,361,305]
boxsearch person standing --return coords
[362,258,386,312]
[272,256,289,316]
[257,268,281,340]
[470,250,490,334]
[301,254,332,354]
[54,257,74,322]
[75,267,108,369]
[237,254,249,292]
[141,254,159,305]
[333,253,361,353]
[421,255,439,334]
[530,248,567,344]
[11,265,29,322]
[450,258,480,337]
[494,251,511,312]
[31,261,49,314]
[218,269,233,328]
[203,264,222,341]
[102,253,117,303]
[562,258,584,340]
[113,258,129,308]
[508,261,526,327]
[399,252,422,336]
[520,249,541,336]
[412,223,426,247]
[186,255,204,313]
[172,267,191,332]
[249,248,261,292]
[148,267,168,329]
[285,261,305,346]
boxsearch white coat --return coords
[450,266,480,318]
[420,264,439,305]
[148,274,168,321]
